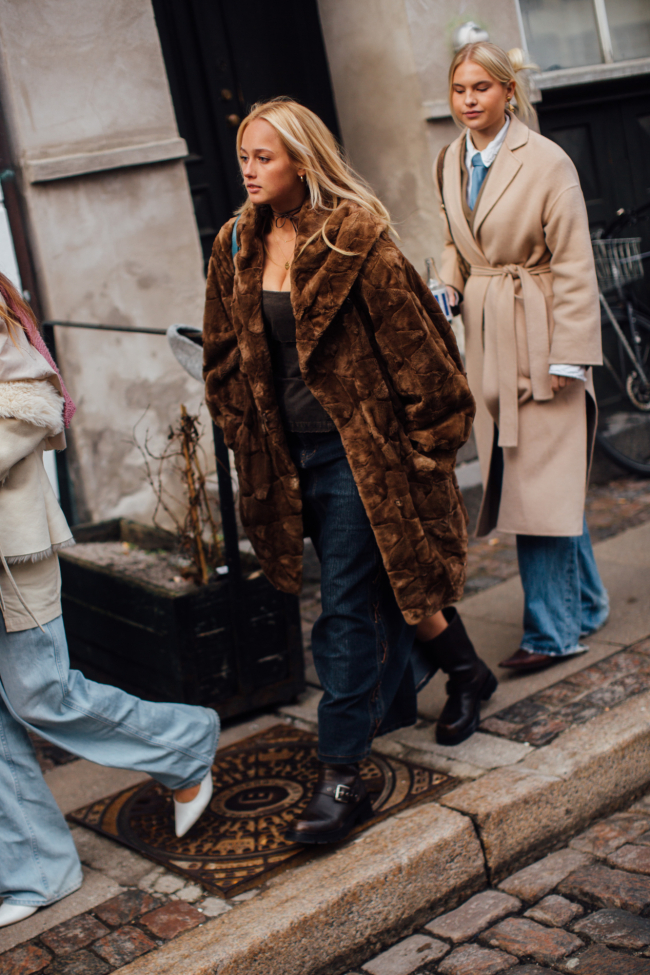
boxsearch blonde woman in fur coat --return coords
[0,275,219,928]
[203,98,496,846]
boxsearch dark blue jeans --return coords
[287,432,420,764]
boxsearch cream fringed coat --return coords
[0,317,73,629]
[436,115,602,537]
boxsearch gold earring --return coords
[299,175,305,182]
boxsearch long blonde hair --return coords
[236,97,394,255]
[448,43,537,126]
[0,271,29,348]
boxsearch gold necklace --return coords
[264,244,292,271]
[264,228,295,270]
[270,227,295,246]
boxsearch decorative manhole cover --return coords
[69,724,455,897]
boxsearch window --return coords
[519,0,601,71]
[519,0,650,71]
[604,0,650,63]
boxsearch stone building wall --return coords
[317,0,523,275]
[0,0,206,524]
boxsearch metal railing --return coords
[44,319,167,335]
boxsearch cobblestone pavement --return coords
[0,864,249,974]
[348,791,650,975]
[481,637,650,747]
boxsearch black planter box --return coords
[59,519,304,720]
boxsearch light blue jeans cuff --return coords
[516,515,609,657]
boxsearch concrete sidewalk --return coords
[1,520,650,975]
[296,520,650,781]
[420,518,650,725]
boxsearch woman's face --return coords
[239,119,304,210]
[451,60,514,134]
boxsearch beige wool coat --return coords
[436,115,602,536]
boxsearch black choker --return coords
[270,201,304,231]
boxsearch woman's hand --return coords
[446,286,460,310]
[550,375,576,392]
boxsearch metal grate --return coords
[592,237,645,293]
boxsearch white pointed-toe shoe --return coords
[0,902,38,927]
[174,770,213,838]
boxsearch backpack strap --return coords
[231,215,241,261]
[436,144,449,198]
[436,144,470,285]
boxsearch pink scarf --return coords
[0,283,76,428]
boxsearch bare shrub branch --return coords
[132,406,223,584]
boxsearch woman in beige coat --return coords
[436,42,609,670]
[0,275,219,927]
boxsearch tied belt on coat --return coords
[470,262,553,449]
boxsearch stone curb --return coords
[111,689,650,975]
[112,804,485,975]
[441,687,650,881]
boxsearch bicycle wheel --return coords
[596,428,650,475]
[594,300,650,475]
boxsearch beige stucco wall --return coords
[317,0,524,274]
[0,1,180,161]
[317,0,442,276]
[0,0,207,524]
[405,0,524,105]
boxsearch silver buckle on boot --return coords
[334,784,353,802]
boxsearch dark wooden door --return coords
[621,97,650,213]
[539,79,650,423]
[539,86,650,233]
[152,0,340,267]
[539,77,650,307]
[539,101,619,229]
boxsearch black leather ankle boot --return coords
[284,763,374,845]
[416,607,497,746]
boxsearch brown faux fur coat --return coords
[203,202,475,624]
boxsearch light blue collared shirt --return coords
[464,116,510,206]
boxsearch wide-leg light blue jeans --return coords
[0,614,219,908]
[516,515,609,656]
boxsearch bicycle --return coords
[591,200,650,475]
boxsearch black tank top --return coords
[262,290,336,433]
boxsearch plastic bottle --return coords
[425,257,452,322]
